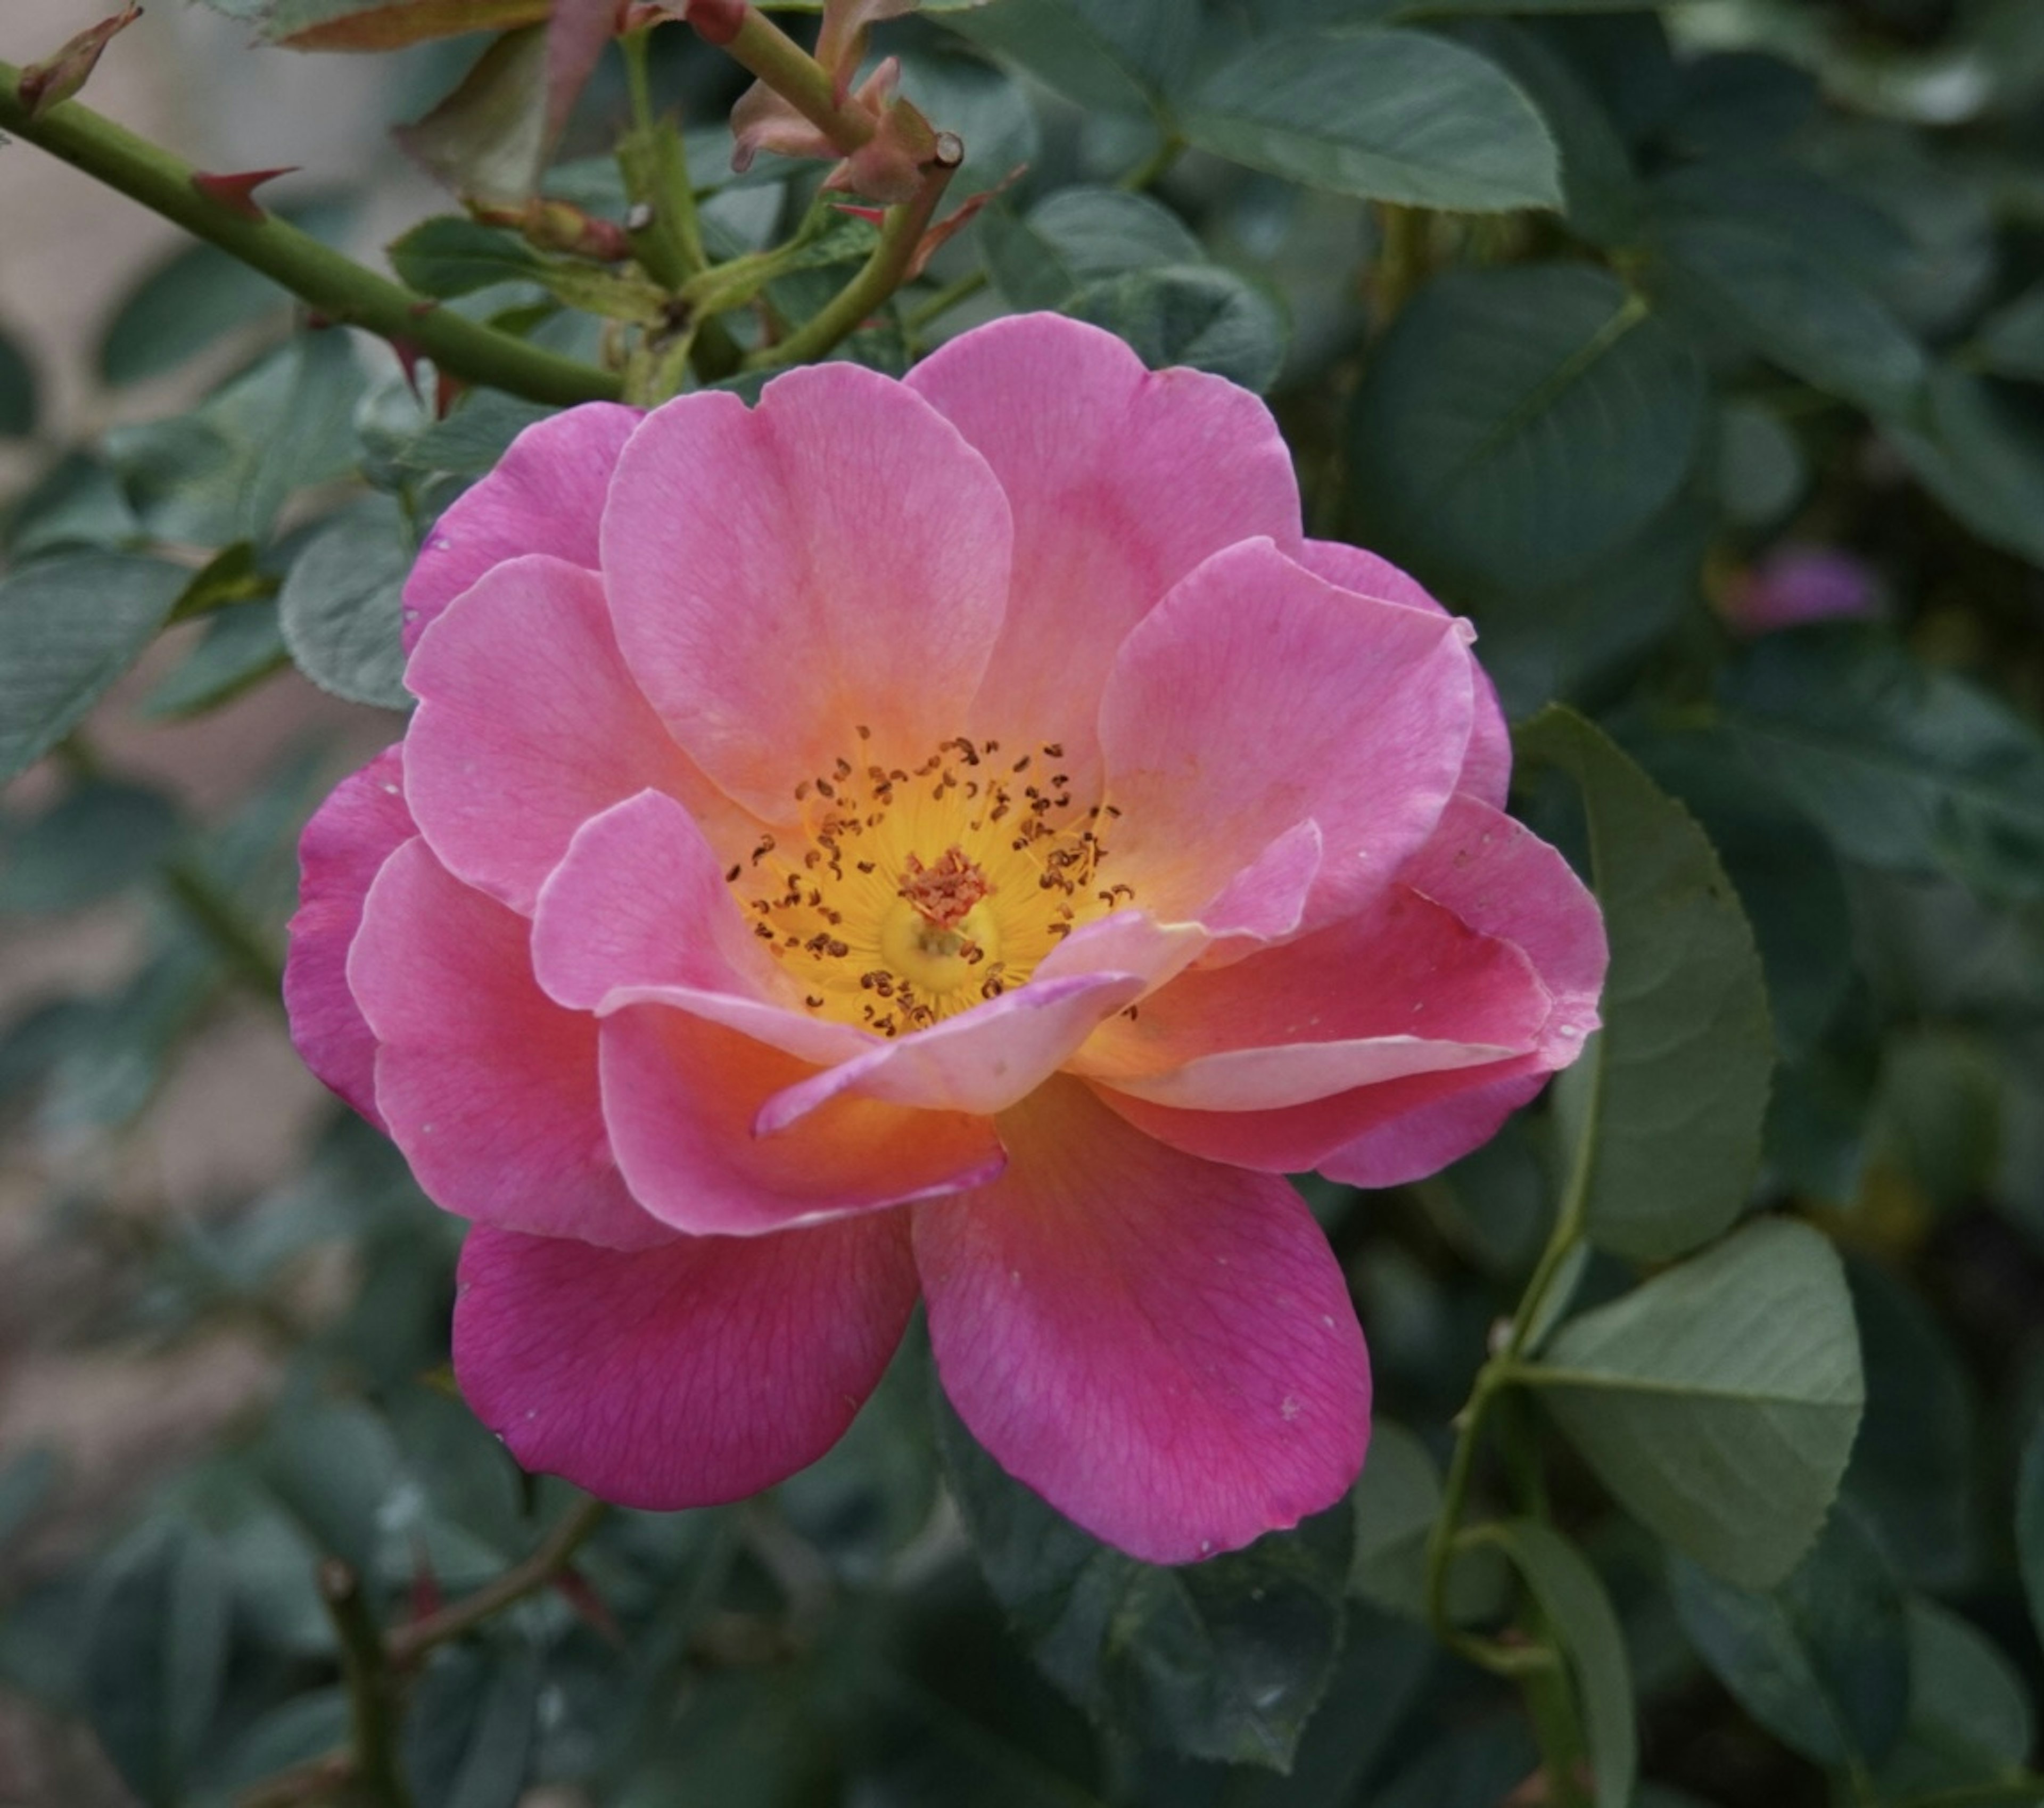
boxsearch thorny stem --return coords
[745,147,960,371]
[386,1493,609,1664]
[0,64,622,407]
[318,1560,414,1808]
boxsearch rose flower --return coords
[285,314,1605,1565]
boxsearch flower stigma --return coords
[725,732,1130,1036]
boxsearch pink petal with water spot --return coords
[283,744,412,1131]
[349,837,664,1248]
[454,1213,918,1509]
[915,1079,1369,1565]
[401,402,638,651]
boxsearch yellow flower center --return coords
[725,732,1131,1037]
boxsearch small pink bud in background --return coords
[1719,545,1880,637]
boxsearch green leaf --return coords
[939,0,1194,118]
[0,780,182,913]
[392,26,551,209]
[1891,368,2044,571]
[1485,1521,1636,1808]
[1348,1421,1503,1625]
[278,501,414,711]
[1515,708,1774,1262]
[4,453,141,560]
[1650,216,1926,420]
[1182,28,1561,212]
[935,1393,1351,1772]
[404,1644,542,1808]
[1718,627,2044,906]
[1433,19,1639,244]
[386,216,544,298]
[261,1396,405,1578]
[1669,1506,1909,1771]
[982,186,1207,312]
[80,1521,233,1807]
[143,605,292,720]
[0,328,38,439]
[1717,399,1808,529]
[1344,265,1705,596]
[1841,1256,1976,1590]
[1978,282,2044,382]
[1528,1218,1864,1589]
[2020,1413,2044,1648]
[97,200,349,386]
[397,390,556,479]
[0,554,188,782]
[1068,265,1288,393]
[1874,1601,2039,1801]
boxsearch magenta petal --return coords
[453,1213,919,1509]
[1098,1064,1550,1184]
[1074,884,1550,1110]
[531,789,784,1010]
[1296,538,1511,810]
[406,556,745,915]
[908,315,1304,786]
[600,1003,1005,1236]
[754,971,1145,1131]
[283,745,413,1131]
[1098,539,1475,928]
[401,402,639,652]
[349,838,663,1249]
[916,1080,1370,1564]
[601,367,1012,817]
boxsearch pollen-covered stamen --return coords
[899,845,993,930]
[726,735,1131,1035]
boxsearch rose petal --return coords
[401,401,639,651]
[600,1002,1005,1236]
[1098,539,1475,929]
[530,788,785,1010]
[915,1079,1370,1564]
[908,313,1304,786]
[283,744,413,1130]
[454,1213,919,1509]
[406,556,745,915]
[349,837,664,1248]
[1296,538,1510,810]
[754,971,1145,1131]
[602,367,1012,817]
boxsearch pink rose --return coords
[1719,545,1880,637]
[284,315,1605,1565]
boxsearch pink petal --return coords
[1097,539,1475,930]
[1193,818,1323,955]
[405,556,747,915]
[453,1213,919,1509]
[1097,796,1606,1185]
[599,1002,1005,1236]
[1296,538,1511,810]
[349,837,664,1249]
[401,402,639,652]
[1098,1064,1550,1186]
[600,367,1011,818]
[1395,795,1606,1061]
[753,969,1147,1131]
[283,745,413,1131]
[530,788,785,1011]
[915,1080,1370,1564]
[908,314,1304,787]
[1073,884,1550,1110]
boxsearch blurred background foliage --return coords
[3,0,2044,1804]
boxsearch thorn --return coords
[18,6,142,118]
[551,1568,623,1645]
[189,165,298,221]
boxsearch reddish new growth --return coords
[898,846,993,930]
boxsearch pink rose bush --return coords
[284,314,1606,1565]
